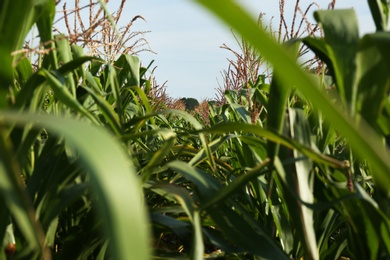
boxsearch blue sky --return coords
[109,0,374,100]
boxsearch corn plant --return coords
[2,0,390,259]
[0,0,152,259]
[188,0,390,259]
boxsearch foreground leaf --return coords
[0,111,151,259]
[194,0,390,189]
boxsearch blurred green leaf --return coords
[356,32,390,128]
[313,9,359,115]
[151,183,204,260]
[0,0,51,88]
[0,111,151,259]
[0,127,48,257]
[368,0,389,31]
[267,40,301,160]
[35,0,56,69]
[15,57,33,85]
[42,69,98,123]
[286,108,317,259]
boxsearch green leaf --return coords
[267,40,301,160]
[35,0,56,69]
[286,108,317,259]
[0,127,48,257]
[356,32,390,127]
[204,123,346,169]
[189,135,232,167]
[368,0,389,31]
[0,46,13,91]
[80,84,122,135]
[206,201,289,259]
[0,111,151,259]
[0,0,51,88]
[15,57,33,85]
[151,183,204,260]
[115,54,141,87]
[167,161,219,200]
[58,56,102,76]
[194,0,390,189]
[167,161,288,258]
[199,159,270,211]
[230,103,251,123]
[42,69,98,123]
[313,9,360,115]
[0,197,10,249]
[141,130,177,181]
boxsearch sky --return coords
[105,0,374,100]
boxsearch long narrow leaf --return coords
[194,0,390,188]
[0,111,151,260]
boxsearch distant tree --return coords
[180,97,199,110]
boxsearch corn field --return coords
[1,0,390,259]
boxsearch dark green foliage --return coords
[181,97,200,110]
